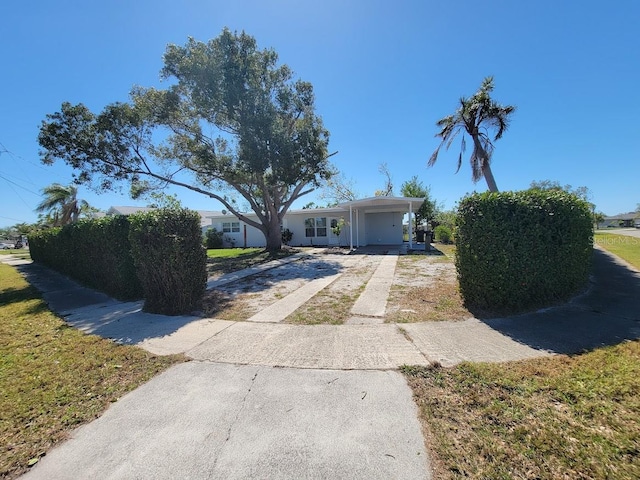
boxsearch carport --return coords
[339,197,426,250]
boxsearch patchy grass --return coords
[402,340,640,479]
[285,261,376,325]
[0,264,184,479]
[206,247,298,275]
[387,277,471,323]
[594,232,640,269]
[286,286,365,325]
[434,243,456,257]
[201,290,255,321]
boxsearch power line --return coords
[0,172,42,197]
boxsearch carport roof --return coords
[338,196,425,212]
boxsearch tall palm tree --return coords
[35,184,89,226]
[428,76,516,192]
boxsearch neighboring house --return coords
[598,212,640,229]
[106,206,223,230]
[205,197,426,249]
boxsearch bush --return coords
[281,228,293,245]
[455,190,593,313]
[28,217,142,300]
[129,208,207,315]
[434,225,453,244]
[204,228,224,249]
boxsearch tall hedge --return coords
[128,208,207,315]
[28,216,142,300]
[455,190,593,313]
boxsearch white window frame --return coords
[304,217,327,237]
[222,221,240,233]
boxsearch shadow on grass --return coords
[475,249,640,355]
[207,248,299,275]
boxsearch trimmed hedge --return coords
[28,216,142,300]
[128,209,207,315]
[455,190,593,313]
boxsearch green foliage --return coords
[400,175,439,227]
[455,190,593,313]
[128,209,206,315]
[434,225,453,244]
[433,209,458,232]
[38,28,332,251]
[281,228,293,245]
[529,179,591,201]
[29,216,142,300]
[204,228,224,249]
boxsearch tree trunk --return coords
[482,163,499,192]
[471,134,499,193]
[264,218,283,251]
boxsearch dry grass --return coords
[285,262,377,325]
[201,289,255,321]
[286,287,365,324]
[0,264,184,479]
[387,278,471,322]
[402,340,640,479]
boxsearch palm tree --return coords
[35,184,89,226]
[428,76,516,192]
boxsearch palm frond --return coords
[428,146,441,167]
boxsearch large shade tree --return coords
[35,184,90,226]
[428,76,515,192]
[38,29,332,250]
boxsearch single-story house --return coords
[204,197,426,249]
[598,212,640,229]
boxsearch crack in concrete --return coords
[396,324,434,365]
[208,370,259,475]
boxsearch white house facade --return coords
[205,197,426,249]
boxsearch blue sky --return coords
[1,0,638,228]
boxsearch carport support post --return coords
[408,202,413,249]
[349,205,353,250]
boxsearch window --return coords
[305,217,327,237]
[316,217,327,237]
[305,218,315,237]
[222,222,240,233]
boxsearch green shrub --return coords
[455,190,593,313]
[434,225,453,244]
[204,228,224,249]
[28,217,142,300]
[281,228,293,245]
[129,209,207,315]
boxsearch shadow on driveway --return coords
[481,249,640,355]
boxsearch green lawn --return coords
[594,231,640,269]
[206,247,262,259]
[0,264,184,479]
[403,340,640,479]
[206,247,298,275]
